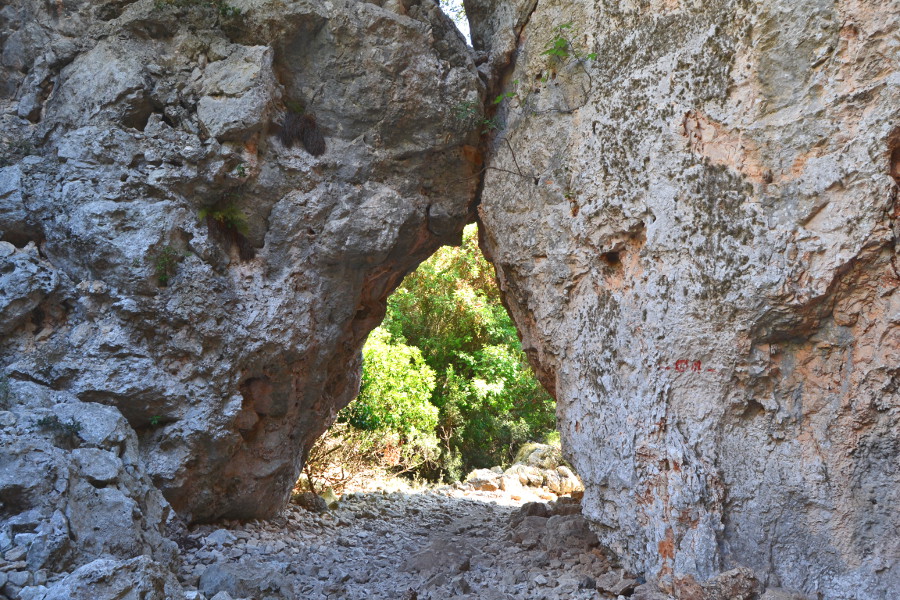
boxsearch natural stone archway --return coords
[0,0,483,523]
[472,0,900,598]
[1,0,898,597]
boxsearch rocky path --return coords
[175,486,646,600]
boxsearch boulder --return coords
[499,473,524,495]
[510,515,548,549]
[513,443,565,470]
[464,468,502,491]
[0,0,482,525]
[401,538,475,575]
[552,466,583,495]
[41,556,184,600]
[0,401,177,580]
[541,514,599,554]
[199,560,290,600]
[503,464,544,488]
[701,568,760,600]
[595,569,639,596]
[509,501,550,527]
[291,492,328,514]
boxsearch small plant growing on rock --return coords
[453,100,502,134]
[453,99,479,122]
[480,116,500,134]
[0,375,11,408]
[36,415,83,436]
[198,202,248,234]
[450,102,535,182]
[492,80,519,106]
[152,246,182,286]
[539,23,597,91]
[0,138,35,168]
[542,23,597,62]
[36,415,83,447]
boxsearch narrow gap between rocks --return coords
[439,0,472,45]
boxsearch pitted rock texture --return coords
[0,0,482,523]
[39,556,186,600]
[0,398,178,597]
[475,0,900,598]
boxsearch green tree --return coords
[382,224,556,479]
[334,327,441,476]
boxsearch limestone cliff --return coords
[473,0,900,598]
[1,0,898,598]
[0,0,481,528]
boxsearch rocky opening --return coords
[0,0,897,599]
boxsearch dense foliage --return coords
[339,327,441,471]
[337,224,556,482]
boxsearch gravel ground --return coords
[175,484,642,600]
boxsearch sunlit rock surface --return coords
[475,0,899,598]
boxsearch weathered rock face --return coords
[0,0,482,523]
[3,0,898,597]
[0,398,179,597]
[41,556,186,600]
[474,0,899,598]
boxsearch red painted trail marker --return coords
[657,360,717,374]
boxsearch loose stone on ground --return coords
[177,485,617,600]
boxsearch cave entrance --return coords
[301,224,558,493]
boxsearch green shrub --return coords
[302,329,440,490]
[152,246,182,286]
[383,224,556,479]
[198,203,248,235]
[198,201,255,261]
[343,326,438,440]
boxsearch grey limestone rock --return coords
[541,514,598,554]
[291,491,328,514]
[2,0,897,598]
[760,588,811,600]
[464,468,502,491]
[41,556,185,600]
[198,559,290,599]
[475,0,900,598]
[0,400,178,582]
[0,0,483,525]
[0,245,61,337]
